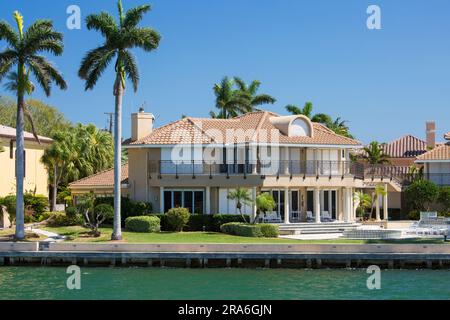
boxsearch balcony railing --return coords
[148,160,364,179]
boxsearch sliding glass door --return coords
[163,189,204,214]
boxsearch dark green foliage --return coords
[166,207,190,232]
[65,206,78,219]
[94,196,152,223]
[404,180,440,215]
[94,204,114,217]
[0,193,48,222]
[259,224,279,237]
[438,187,450,215]
[125,216,160,233]
[220,222,263,237]
[211,214,250,231]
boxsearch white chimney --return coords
[131,107,154,142]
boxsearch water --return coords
[0,267,449,300]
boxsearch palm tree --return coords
[285,102,313,118]
[233,77,276,113]
[210,76,244,119]
[78,0,160,240]
[327,117,353,139]
[227,187,253,222]
[371,184,387,221]
[361,141,390,165]
[353,191,371,220]
[0,11,67,240]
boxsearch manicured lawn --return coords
[0,228,47,242]
[42,226,449,244]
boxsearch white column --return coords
[284,188,290,224]
[205,186,211,215]
[383,184,388,221]
[328,190,333,218]
[375,190,381,221]
[314,187,321,223]
[320,190,324,215]
[252,187,257,222]
[343,188,350,222]
[284,147,290,175]
[159,187,164,213]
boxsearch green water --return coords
[0,267,449,300]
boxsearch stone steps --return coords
[278,223,360,235]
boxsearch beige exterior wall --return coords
[0,139,49,197]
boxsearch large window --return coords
[163,189,204,214]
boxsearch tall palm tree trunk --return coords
[15,91,25,240]
[51,165,57,211]
[111,74,123,240]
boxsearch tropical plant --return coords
[353,191,372,219]
[370,184,387,221]
[166,207,190,232]
[227,187,253,221]
[404,180,440,214]
[254,192,276,223]
[361,141,390,165]
[41,124,114,211]
[407,165,424,182]
[285,102,353,138]
[78,0,161,240]
[0,11,67,239]
[210,76,276,119]
[233,77,276,113]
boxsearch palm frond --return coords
[248,80,261,95]
[123,4,151,29]
[124,27,161,51]
[28,55,67,95]
[121,50,139,92]
[22,20,64,56]
[251,94,276,106]
[285,104,302,115]
[0,21,19,48]
[86,12,118,38]
[0,49,17,81]
[79,47,116,90]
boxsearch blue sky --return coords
[0,0,449,143]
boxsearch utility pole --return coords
[104,112,114,134]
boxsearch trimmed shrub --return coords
[211,214,250,232]
[259,224,279,237]
[220,222,263,237]
[148,214,169,231]
[125,216,160,233]
[166,208,190,232]
[187,214,214,231]
[404,180,440,216]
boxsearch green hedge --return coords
[166,208,190,231]
[220,222,279,238]
[125,216,160,233]
[211,214,250,231]
[94,196,152,224]
[259,224,279,237]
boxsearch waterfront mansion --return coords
[70,109,373,223]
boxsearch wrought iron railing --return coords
[148,160,364,179]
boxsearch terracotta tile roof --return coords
[0,124,53,144]
[381,135,428,158]
[415,143,450,161]
[69,163,129,187]
[129,111,361,146]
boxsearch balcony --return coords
[148,160,364,179]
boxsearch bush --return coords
[259,224,279,237]
[166,208,190,231]
[186,214,214,231]
[125,216,161,233]
[404,180,440,216]
[0,194,49,222]
[220,222,263,237]
[211,214,250,232]
[65,206,78,219]
[94,196,152,223]
[46,212,83,227]
[438,187,450,214]
[94,204,114,217]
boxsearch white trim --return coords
[415,159,450,163]
[125,143,363,149]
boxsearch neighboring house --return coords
[415,132,450,186]
[0,125,52,197]
[70,109,369,223]
[69,163,130,199]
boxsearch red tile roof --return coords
[129,111,361,146]
[381,135,428,158]
[415,143,450,161]
[69,163,128,187]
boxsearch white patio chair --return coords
[306,211,314,222]
[322,211,332,222]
